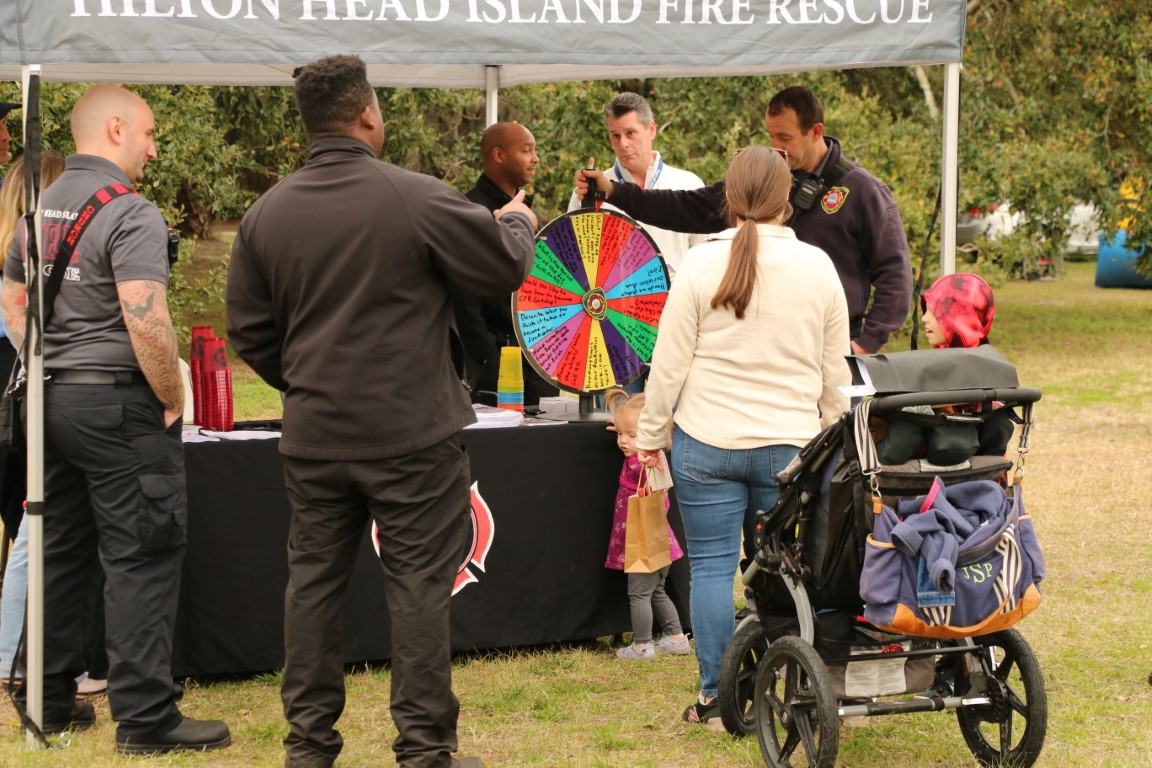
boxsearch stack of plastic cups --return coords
[199,337,234,432]
[189,325,215,426]
[497,346,524,412]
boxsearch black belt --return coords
[49,370,148,386]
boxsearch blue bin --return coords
[1096,232,1152,288]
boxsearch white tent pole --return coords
[485,66,499,126]
[20,63,45,748]
[940,61,961,276]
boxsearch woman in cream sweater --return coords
[636,146,851,727]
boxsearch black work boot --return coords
[116,716,231,755]
[42,699,96,734]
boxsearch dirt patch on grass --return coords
[188,225,236,270]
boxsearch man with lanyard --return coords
[566,92,706,274]
[577,85,912,356]
[1,84,231,753]
[455,121,557,406]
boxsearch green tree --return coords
[961,0,1152,275]
[2,0,1147,279]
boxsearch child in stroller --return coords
[875,272,1013,467]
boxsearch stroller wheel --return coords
[753,636,839,768]
[956,629,1047,768]
[717,617,769,736]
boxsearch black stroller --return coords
[715,346,1048,768]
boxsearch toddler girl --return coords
[603,389,689,660]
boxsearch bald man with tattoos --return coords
[1,85,230,755]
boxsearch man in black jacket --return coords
[455,121,557,406]
[577,86,912,355]
[227,56,536,768]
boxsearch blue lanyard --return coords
[612,156,664,189]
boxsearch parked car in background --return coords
[956,203,1021,246]
[956,201,1100,255]
[1065,203,1102,256]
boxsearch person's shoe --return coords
[654,635,691,656]
[615,642,656,660]
[735,595,757,621]
[913,680,954,700]
[682,696,724,732]
[42,699,96,735]
[116,717,232,755]
[76,676,108,698]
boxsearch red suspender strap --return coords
[41,183,138,327]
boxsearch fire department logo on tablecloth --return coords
[454,482,495,594]
[821,186,849,214]
[371,481,495,595]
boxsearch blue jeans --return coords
[0,518,27,679]
[671,427,799,698]
[0,521,102,684]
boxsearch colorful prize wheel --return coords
[514,209,670,399]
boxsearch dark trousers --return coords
[280,436,472,768]
[18,382,185,736]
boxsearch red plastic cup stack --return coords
[189,325,215,426]
[199,336,234,432]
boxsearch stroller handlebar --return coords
[866,387,1042,415]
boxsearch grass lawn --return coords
[1,261,1150,766]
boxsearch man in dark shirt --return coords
[457,122,558,405]
[577,86,912,355]
[3,85,231,754]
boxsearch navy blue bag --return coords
[861,478,1045,639]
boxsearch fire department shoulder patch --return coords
[821,186,849,214]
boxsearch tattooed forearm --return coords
[121,289,156,322]
[0,276,27,350]
[118,279,184,415]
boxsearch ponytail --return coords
[711,220,759,319]
[711,147,792,319]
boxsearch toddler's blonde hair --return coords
[604,388,671,448]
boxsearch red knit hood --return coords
[921,273,996,349]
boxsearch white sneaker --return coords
[615,643,656,660]
[655,635,691,655]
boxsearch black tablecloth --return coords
[173,422,690,677]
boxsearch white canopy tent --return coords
[4,0,966,148]
[2,2,967,255]
[1,0,966,743]
[4,1,964,84]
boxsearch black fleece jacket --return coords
[608,138,912,352]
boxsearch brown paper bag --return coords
[623,481,672,574]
